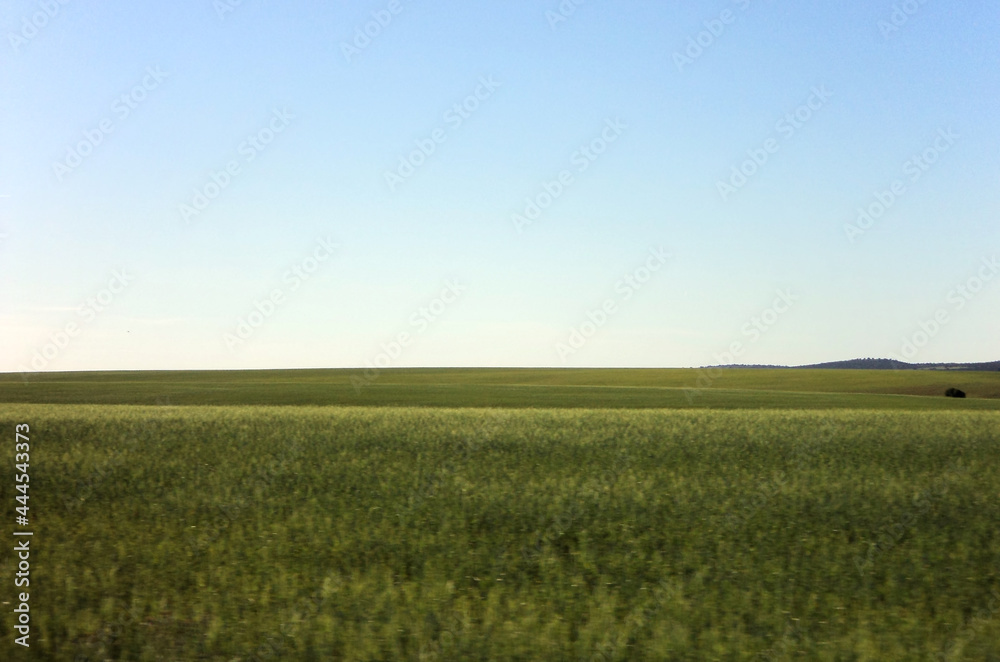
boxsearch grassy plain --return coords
[1,369,998,659]
[2,367,999,409]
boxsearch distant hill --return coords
[710,358,1000,371]
[795,358,913,370]
[798,358,1000,371]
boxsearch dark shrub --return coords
[945,388,966,398]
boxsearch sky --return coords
[1,0,998,372]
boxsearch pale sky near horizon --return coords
[2,0,998,372]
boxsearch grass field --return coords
[2,369,999,660]
[2,367,1000,409]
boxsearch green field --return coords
[2,369,999,660]
[3,367,1000,409]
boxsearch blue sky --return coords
[2,0,998,372]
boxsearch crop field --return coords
[2,380,1000,659]
[3,367,1000,409]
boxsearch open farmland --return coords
[2,367,1000,409]
[10,0,1000,659]
[2,389,999,659]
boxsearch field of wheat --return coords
[1,404,998,660]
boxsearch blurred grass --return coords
[1,405,998,659]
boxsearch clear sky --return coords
[2,0,998,372]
